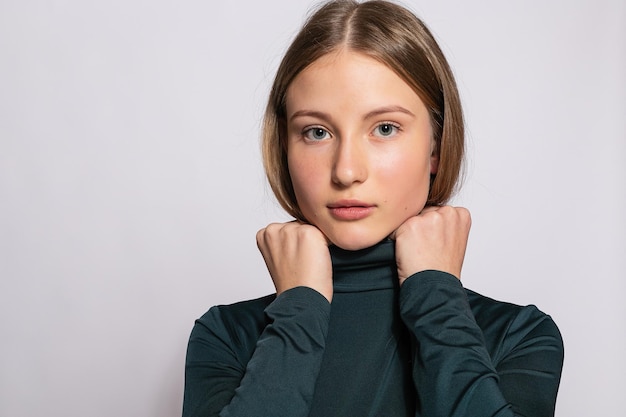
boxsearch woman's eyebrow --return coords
[364,105,415,120]
[289,110,331,123]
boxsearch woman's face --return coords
[285,50,437,250]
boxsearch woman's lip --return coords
[327,201,375,220]
[327,199,374,208]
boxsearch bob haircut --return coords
[262,0,464,221]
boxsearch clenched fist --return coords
[391,206,471,284]
[256,222,333,302]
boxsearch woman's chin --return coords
[327,233,389,251]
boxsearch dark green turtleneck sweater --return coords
[183,240,563,417]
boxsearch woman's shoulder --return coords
[196,294,276,335]
[187,294,276,366]
[465,288,563,365]
[189,288,329,365]
[466,288,544,320]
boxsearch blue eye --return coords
[374,123,399,137]
[304,127,330,141]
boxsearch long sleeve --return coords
[183,287,331,417]
[399,270,563,417]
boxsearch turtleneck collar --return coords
[329,239,399,293]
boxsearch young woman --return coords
[183,1,564,416]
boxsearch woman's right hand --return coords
[256,222,333,302]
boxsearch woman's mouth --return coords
[327,200,375,221]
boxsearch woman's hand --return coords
[256,222,333,302]
[391,206,471,285]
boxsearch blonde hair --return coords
[262,0,464,221]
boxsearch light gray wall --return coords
[1,1,624,415]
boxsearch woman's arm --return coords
[400,270,563,417]
[183,287,331,417]
[183,222,333,417]
[393,206,563,416]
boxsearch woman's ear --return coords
[430,140,439,174]
[430,154,439,174]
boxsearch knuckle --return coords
[296,224,316,240]
[456,207,471,225]
[428,210,444,224]
[402,216,420,231]
[255,229,265,246]
[464,210,472,226]
[261,223,284,243]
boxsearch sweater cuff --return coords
[398,269,475,333]
[269,286,331,322]
[400,269,463,297]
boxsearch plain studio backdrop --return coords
[1,0,624,415]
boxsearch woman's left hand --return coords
[391,205,471,285]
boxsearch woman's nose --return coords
[331,137,368,187]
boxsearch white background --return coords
[1,0,624,416]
